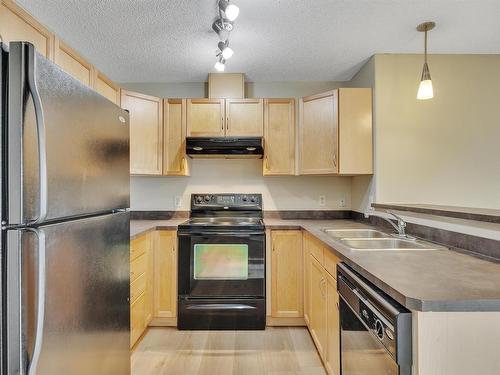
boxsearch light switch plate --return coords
[319,195,326,207]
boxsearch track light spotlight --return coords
[214,56,226,72]
[218,41,234,60]
[218,0,239,22]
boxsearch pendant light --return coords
[416,21,436,100]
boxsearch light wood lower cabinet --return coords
[0,0,54,59]
[325,272,341,375]
[152,230,178,320]
[271,230,303,318]
[263,99,295,175]
[121,90,163,175]
[130,233,153,348]
[304,231,341,375]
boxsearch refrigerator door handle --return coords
[25,228,47,375]
[25,43,48,225]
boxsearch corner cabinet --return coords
[270,230,303,318]
[163,99,189,176]
[263,99,296,175]
[121,90,163,175]
[299,88,372,175]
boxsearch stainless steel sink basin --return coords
[323,229,390,239]
[340,238,442,251]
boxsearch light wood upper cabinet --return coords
[0,0,54,59]
[325,272,340,375]
[300,90,339,175]
[54,37,93,87]
[225,98,263,137]
[271,230,303,318]
[309,254,328,360]
[186,98,225,137]
[121,90,163,175]
[94,70,120,105]
[338,88,373,174]
[299,88,372,175]
[163,99,189,176]
[208,73,244,99]
[153,231,177,319]
[263,99,295,175]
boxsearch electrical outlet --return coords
[339,198,346,208]
[174,196,182,208]
[319,195,326,207]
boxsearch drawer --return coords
[130,292,146,348]
[324,248,341,279]
[131,234,149,261]
[130,253,147,282]
[130,272,147,304]
[305,232,324,265]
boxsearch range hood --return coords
[186,137,263,158]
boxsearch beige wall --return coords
[122,81,353,211]
[351,54,500,213]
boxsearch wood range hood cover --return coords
[186,137,263,159]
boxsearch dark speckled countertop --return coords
[130,218,500,313]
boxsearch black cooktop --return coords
[178,216,265,231]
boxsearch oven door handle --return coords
[178,232,265,237]
[186,303,257,311]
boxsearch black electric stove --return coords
[177,194,266,330]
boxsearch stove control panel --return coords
[191,194,262,210]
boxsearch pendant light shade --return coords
[416,22,436,100]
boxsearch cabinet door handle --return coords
[221,117,224,131]
[226,117,230,131]
[333,153,337,168]
[265,156,270,170]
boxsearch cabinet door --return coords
[163,99,188,175]
[0,0,54,59]
[326,272,341,375]
[130,292,146,348]
[338,88,373,175]
[300,90,338,174]
[153,231,177,318]
[144,240,154,325]
[309,254,328,360]
[225,99,264,136]
[121,90,163,175]
[303,234,311,326]
[54,38,93,87]
[263,99,295,175]
[271,230,303,318]
[94,70,120,105]
[186,98,224,136]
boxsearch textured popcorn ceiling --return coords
[17,0,500,82]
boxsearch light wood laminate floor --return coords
[132,327,326,375]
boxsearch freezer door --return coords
[7,42,129,225]
[5,212,130,375]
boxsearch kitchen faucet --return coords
[367,210,414,239]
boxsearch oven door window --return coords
[194,244,249,280]
[340,298,399,375]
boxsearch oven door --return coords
[340,297,401,375]
[178,231,265,298]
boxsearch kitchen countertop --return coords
[130,218,500,312]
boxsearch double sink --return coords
[322,229,446,251]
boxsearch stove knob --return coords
[242,196,248,202]
[195,196,203,204]
[204,195,211,202]
[250,196,256,203]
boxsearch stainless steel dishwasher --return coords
[337,263,412,375]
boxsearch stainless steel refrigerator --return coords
[0,42,131,374]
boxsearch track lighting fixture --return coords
[218,0,239,22]
[416,21,436,100]
[218,41,234,60]
[214,56,226,72]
